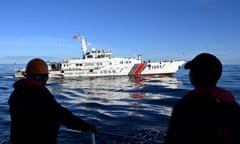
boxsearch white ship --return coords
[14,35,184,78]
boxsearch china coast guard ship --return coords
[15,35,184,78]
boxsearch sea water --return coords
[0,64,240,144]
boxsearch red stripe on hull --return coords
[133,63,145,76]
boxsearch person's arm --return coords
[47,93,96,133]
[56,104,91,131]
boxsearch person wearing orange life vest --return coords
[165,53,240,144]
[9,58,97,144]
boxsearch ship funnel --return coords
[81,36,88,57]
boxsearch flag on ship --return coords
[73,34,79,40]
[73,33,80,40]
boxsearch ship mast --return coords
[81,36,88,59]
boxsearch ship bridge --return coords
[85,48,112,59]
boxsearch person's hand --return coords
[89,124,97,133]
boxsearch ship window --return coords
[76,64,82,66]
[87,55,93,58]
[89,69,93,72]
[120,61,123,64]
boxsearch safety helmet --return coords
[26,58,49,75]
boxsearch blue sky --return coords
[0,0,239,64]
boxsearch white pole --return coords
[91,133,96,144]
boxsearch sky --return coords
[0,0,239,64]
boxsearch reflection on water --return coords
[49,76,182,94]
[47,76,182,108]
[47,76,183,143]
[142,76,182,89]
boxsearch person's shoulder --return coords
[179,92,207,104]
[174,91,218,114]
[173,94,202,113]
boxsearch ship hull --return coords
[61,58,184,77]
[14,60,184,78]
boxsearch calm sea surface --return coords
[0,64,240,144]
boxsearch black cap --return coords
[184,53,222,85]
[184,53,222,70]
